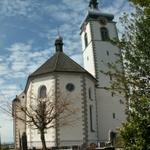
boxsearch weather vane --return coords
[89,0,99,9]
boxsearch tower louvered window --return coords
[101,27,109,41]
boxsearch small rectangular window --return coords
[113,113,116,119]
[107,51,109,56]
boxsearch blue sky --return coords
[0,0,133,143]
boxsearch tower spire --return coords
[89,0,99,9]
[55,35,63,52]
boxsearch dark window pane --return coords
[39,86,47,98]
[84,33,88,47]
[90,105,95,132]
[101,27,109,41]
[89,88,92,100]
[113,113,116,119]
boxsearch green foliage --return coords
[105,4,150,150]
[129,0,150,16]
[119,96,150,150]
[115,133,124,147]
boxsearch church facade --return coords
[12,0,126,149]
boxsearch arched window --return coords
[100,27,109,41]
[84,33,88,48]
[39,85,47,98]
[89,87,92,100]
[90,105,95,132]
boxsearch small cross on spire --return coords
[89,0,99,9]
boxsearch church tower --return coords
[80,0,126,141]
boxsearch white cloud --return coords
[0,57,3,62]
[62,0,87,12]
[0,84,20,100]
[0,65,7,75]
[0,0,40,20]
[101,0,126,14]
[4,42,51,75]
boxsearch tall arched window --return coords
[84,33,88,48]
[89,87,92,100]
[39,85,47,98]
[100,27,109,41]
[90,105,95,132]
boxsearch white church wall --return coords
[82,21,122,87]
[57,73,84,146]
[85,77,97,145]
[82,43,96,77]
[89,20,126,141]
[94,41,122,87]
[26,75,56,149]
[96,89,126,141]
[81,23,92,51]
[80,17,126,142]
[81,22,96,77]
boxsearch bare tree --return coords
[12,92,77,150]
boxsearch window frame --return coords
[89,105,95,132]
[39,85,47,98]
[100,27,109,41]
[88,87,92,100]
[84,32,88,48]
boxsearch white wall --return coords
[81,18,126,142]
[81,23,96,77]
[57,73,84,146]
[26,75,56,149]
[96,89,126,141]
[85,77,97,144]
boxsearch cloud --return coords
[0,63,9,75]
[5,42,51,74]
[0,0,41,20]
[62,0,87,12]
[101,0,127,15]
[0,42,52,102]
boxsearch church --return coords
[12,0,126,149]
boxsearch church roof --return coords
[30,52,91,77]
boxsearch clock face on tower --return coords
[99,17,107,25]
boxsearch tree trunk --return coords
[40,131,47,150]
